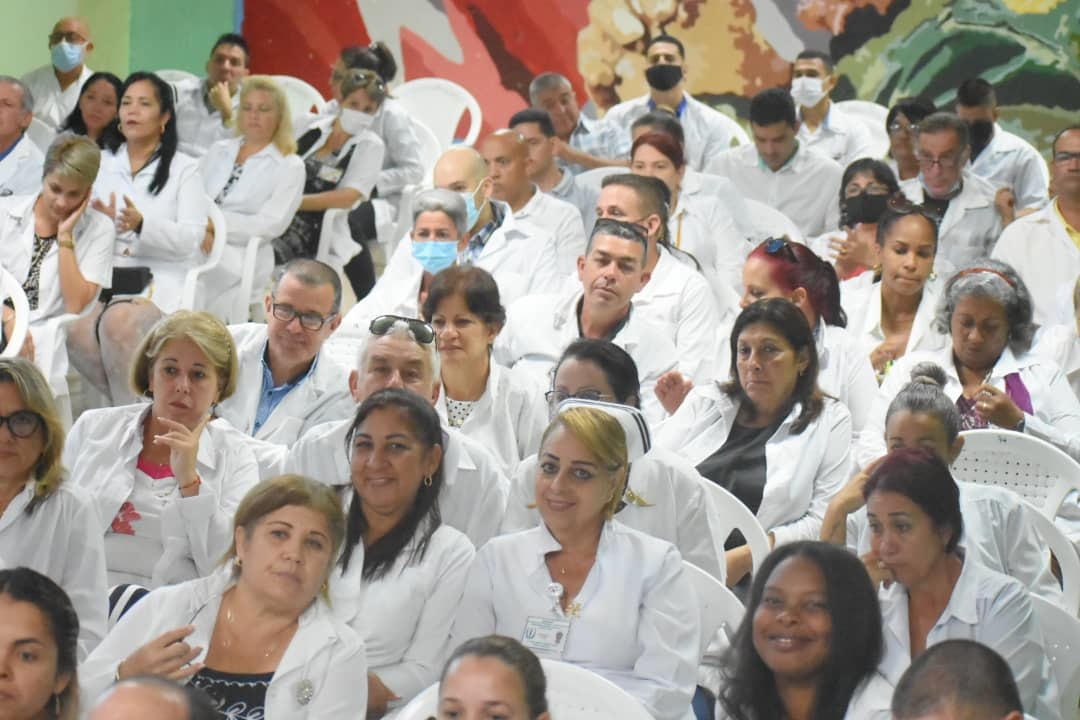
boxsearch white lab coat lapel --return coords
[0,138,32,190]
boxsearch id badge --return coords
[316,164,344,184]
[521,616,571,659]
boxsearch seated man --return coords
[90,676,217,720]
[528,72,623,174]
[20,16,94,130]
[0,77,45,197]
[216,259,355,476]
[480,128,587,276]
[708,88,842,237]
[603,34,735,171]
[173,33,250,157]
[791,50,876,166]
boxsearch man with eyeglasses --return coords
[898,112,1002,273]
[994,125,1080,326]
[215,259,353,477]
[172,33,251,158]
[19,17,94,130]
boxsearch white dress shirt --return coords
[513,187,587,276]
[969,124,1050,210]
[0,135,45,198]
[92,145,205,312]
[1033,324,1080,403]
[63,403,261,586]
[452,521,701,720]
[81,566,367,719]
[680,169,755,248]
[501,447,728,582]
[899,172,1002,273]
[878,556,1061,720]
[816,322,879,436]
[655,388,852,546]
[605,93,733,171]
[331,520,474,707]
[20,64,92,130]
[549,168,598,236]
[0,481,107,660]
[173,77,238,158]
[797,103,878,166]
[706,143,843,237]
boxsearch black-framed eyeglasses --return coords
[763,236,798,263]
[1053,151,1080,164]
[270,303,337,331]
[0,410,43,439]
[369,315,435,345]
[887,122,919,136]
[916,152,962,170]
[544,389,614,409]
[885,194,942,226]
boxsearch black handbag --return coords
[110,266,153,295]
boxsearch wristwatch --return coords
[58,237,75,250]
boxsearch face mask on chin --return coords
[645,64,683,92]
[459,181,488,231]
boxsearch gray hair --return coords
[586,217,649,264]
[0,76,33,115]
[933,259,1037,353]
[411,188,467,237]
[915,112,969,150]
[528,72,571,106]
[356,320,441,383]
[885,362,961,443]
[272,258,342,314]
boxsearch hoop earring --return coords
[423,475,433,487]
[54,694,61,718]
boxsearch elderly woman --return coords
[199,76,304,318]
[864,448,1061,718]
[81,475,367,718]
[58,72,122,148]
[437,636,550,720]
[0,568,81,720]
[453,403,701,720]
[885,97,937,183]
[63,311,259,588]
[656,299,853,584]
[0,358,107,659]
[331,389,475,717]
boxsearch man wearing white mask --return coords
[20,17,94,131]
[792,50,876,166]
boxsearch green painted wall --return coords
[128,0,235,74]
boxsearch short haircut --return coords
[646,34,685,58]
[0,358,66,513]
[238,76,297,155]
[749,87,797,128]
[411,187,468,237]
[441,636,549,720]
[586,217,649,264]
[886,97,938,131]
[916,112,970,150]
[933,259,1036,354]
[356,318,441,380]
[839,158,899,205]
[210,32,250,65]
[273,258,343,315]
[42,131,101,187]
[956,77,996,109]
[1052,124,1080,156]
[508,108,555,137]
[794,49,834,73]
[421,265,506,330]
[892,640,1023,719]
[0,75,34,114]
[528,72,571,106]
[553,339,641,409]
[885,362,961,444]
[600,172,670,218]
[104,676,218,720]
[630,110,685,147]
[130,310,240,401]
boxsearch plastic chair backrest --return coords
[1030,594,1080,719]
[156,69,200,85]
[1024,503,1080,616]
[0,267,30,357]
[683,560,745,656]
[26,116,55,152]
[575,166,624,194]
[834,99,890,159]
[952,429,1080,519]
[180,197,227,311]
[393,78,482,149]
[270,75,327,117]
[698,480,771,575]
[410,118,442,186]
[741,199,804,244]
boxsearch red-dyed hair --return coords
[746,239,847,327]
[631,130,686,169]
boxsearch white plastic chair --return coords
[26,117,56,153]
[698,480,772,576]
[393,78,482,149]
[156,69,199,85]
[180,197,227,312]
[234,234,269,324]
[1031,594,1080,719]
[683,560,745,656]
[742,199,804,246]
[575,166,625,194]
[1024,504,1080,616]
[834,99,890,159]
[270,75,327,117]
[0,267,30,358]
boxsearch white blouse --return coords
[452,521,701,720]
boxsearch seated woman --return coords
[863,447,1061,718]
[58,71,122,148]
[885,97,937,183]
[63,311,259,589]
[716,541,891,720]
[200,76,304,319]
[0,358,107,658]
[437,635,550,720]
[80,475,367,718]
[453,403,701,720]
[422,265,547,474]
[331,388,475,717]
[655,299,852,585]
[501,338,727,582]
[840,196,948,381]
[66,71,206,406]
[0,567,80,720]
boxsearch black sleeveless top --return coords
[190,667,274,719]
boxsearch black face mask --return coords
[968,120,995,157]
[645,64,683,92]
[842,192,890,227]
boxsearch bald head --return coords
[479,130,532,207]
[52,17,91,38]
[48,17,93,70]
[90,682,191,720]
[433,146,487,193]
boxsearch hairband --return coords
[954,267,1015,288]
[554,398,651,463]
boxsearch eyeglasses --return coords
[1053,151,1080,164]
[887,122,919,136]
[916,152,962,170]
[763,236,798,263]
[885,194,942,225]
[369,315,435,344]
[270,303,337,331]
[0,410,44,439]
[49,31,86,45]
[544,389,614,410]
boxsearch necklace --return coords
[217,603,286,660]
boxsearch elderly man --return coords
[0,77,44,197]
[89,676,217,720]
[173,33,251,157]
[20,17,94,130]
[528,72,623,174]
[479,129,587,275]
[216,259,354,476]
[791,50,876,166]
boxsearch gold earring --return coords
[54,694,61,718]
[423,474,433,487]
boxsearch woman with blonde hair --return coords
[63,310,259,590]
[0,357,107,659]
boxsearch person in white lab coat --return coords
[19,17,94,131]
[0,358,107,660]
[0,77,45,198]
[57,71,120,148]
[885,98,938,184]
[791,50,877,167]
[64,311,260,588]
[452,402,701,720]
[436,635,551,720]
[715,541,892,720]
[172,34,250,158]
[80,475,367,719]
[331,389,475,716]
[862,448,1061,719]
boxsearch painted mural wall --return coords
[242,0,1078,151]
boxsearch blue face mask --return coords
[51,41,85,73]
[411,240,458,274]
[458,181,488,231]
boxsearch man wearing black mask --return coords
[956,78,1049,224]
[603,34,738,170]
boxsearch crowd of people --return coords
[1,14,1078,720]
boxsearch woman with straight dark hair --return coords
[59,71,122,147]
[437,635,550,720]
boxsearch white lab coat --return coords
[992,200,1079,327]
[63,403,261,586]
[839,274,950,370]
[968,124,1049,210]
[20,63,92,130]
[453,521,701,720]
[463,200,563,304]
[1033,324,1080,403]
[669,191,749,299]
[899,172,1002,273]
[681,169,755,245]
[92,145,205,312]
[797,103,878,166]
[816,322,879,436]
[513,186,587,277]
[0,136,44,198]
[501,447,728,582]
[81,565,367,719]
[435,361,548,476]
[0,481,107,660]
[878,556,1061,720]
[493,288,678,426]
[173,77,238,158]
[331,519,474,707]
[655,387,852,546]
[605,93,733,171]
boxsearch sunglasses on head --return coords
[886,195,942,226]
[369,315,435,345]
[763,236,798,263]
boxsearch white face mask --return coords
[338,107,374,135]
[791,77,827,108]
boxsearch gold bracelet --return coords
[58,238,75,250]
